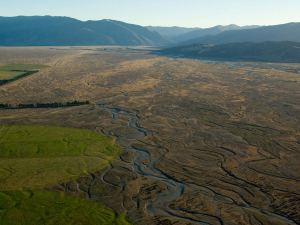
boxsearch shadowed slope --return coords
[0,16,174,46]
[178,22,300,45]
[159,41,300,63]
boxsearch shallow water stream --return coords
[96,97,205,224]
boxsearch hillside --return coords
[159,41,300,63]
[146,26,200,38]
[173,24,260,43]
[178,22,300,45]
[0,16,174,46]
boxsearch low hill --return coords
[178,22,300,45]
[0,16,174,46]
[146,26,200,38]
[158,41,300,63]
[173,24,260,43]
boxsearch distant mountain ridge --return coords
[146,24,260,41]
[173,24,260,43]
[158,41,300,63]
[0,16,174,46]
[178,22,300,45]
[145,26,200,38]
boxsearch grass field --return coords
[0,64,49,84]
[0,64,49,71]
[0,190,133,225]
[0,71,25,80]
[0,125,123,190]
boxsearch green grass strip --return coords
[0,71,26,80]
[0,64,49,71]
[0,190,134,225]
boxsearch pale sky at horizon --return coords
[1,0,299,28]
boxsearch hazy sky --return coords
[1,0,299,28]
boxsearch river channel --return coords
[96,97,207,224]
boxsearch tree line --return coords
[0,103,11,108]
[0,101,90,108]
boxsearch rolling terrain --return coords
[158,41,300,63]
[0,47,300,224]
[178,22,300,45]
[0,16,174,46]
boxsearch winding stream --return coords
[96,97,207,224]
[95,91,297,224]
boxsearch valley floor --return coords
[0,46,300,224]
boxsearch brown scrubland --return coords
[0,46,300,225]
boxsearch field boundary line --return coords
[0,126,12,144]
[55,59,64,66]
[0,67,50,89]
[0,126,5,142]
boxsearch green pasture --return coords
[0,64,49,84]
[0,71,25,80]
[0,64,49,71]
[0,125,123,190]
[0,190,133,225]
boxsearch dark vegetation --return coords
[0,101,90,108]
[0,104,10,107]
[0,16,173,46]
[37,100,90,107]
[159,41,300,62]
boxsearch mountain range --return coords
[158,41,300,63]
[172,24,260,43]
[177,22,300,46]
[0,16,174,46]
[145,26,200,38]
[1,16,300,48]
